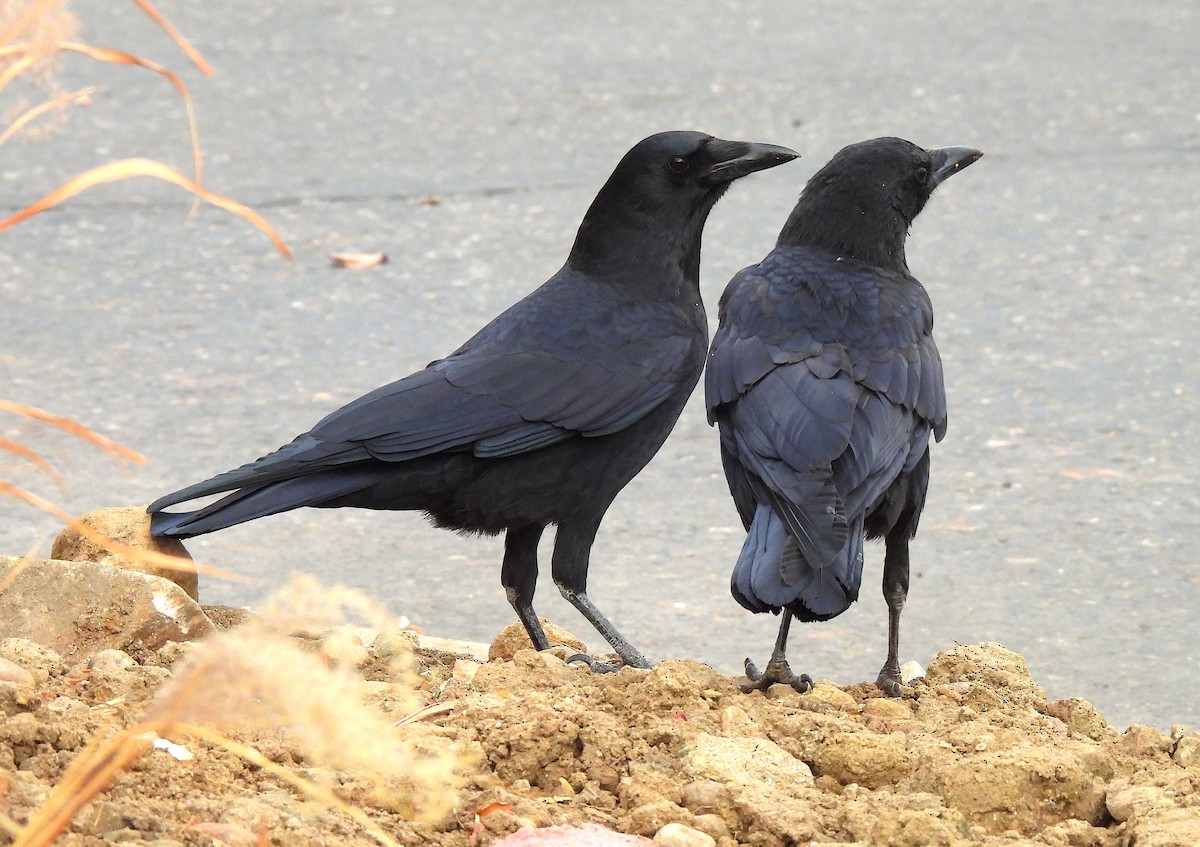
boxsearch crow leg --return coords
[742,610,814,693]
[501,525,551,650]
[552,519,652,672]
[876,530,910,697]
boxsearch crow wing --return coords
[705,247,946,575]
[150,273,702,510]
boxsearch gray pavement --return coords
[2,2,1198,731]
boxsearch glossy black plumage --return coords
[704,137,981,694]
[149,131,798,669]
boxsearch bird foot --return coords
[565,653,640,673]
[875,665,904,697]
[741,656,813,694]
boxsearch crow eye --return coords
[666,156,690,175]
[915,166,930,184]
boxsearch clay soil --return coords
[1,624,1198,847]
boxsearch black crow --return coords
[704,137,981,695]
[150,131,798,670]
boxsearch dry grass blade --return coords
[0,51,36,93]
[391,701,455,727]
[57,41,201,184]
[0,85,95,147]
[0,400,143,468]
[0,158,292,258]
[0,436,64,491]
[128,0,212,75]
[0,481,248,583]
[10,724,158,847]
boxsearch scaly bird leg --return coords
[876,530,911,697]
[742,610,814,693]
[553,519,652,673]
[501,525,558,651]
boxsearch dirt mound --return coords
[1,629,1198,847]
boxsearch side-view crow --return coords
[150,131,798,670]
[704,137,981,695]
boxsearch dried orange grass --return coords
[8,579,464,847]
[0,0,290,256]
[0,401,239,585]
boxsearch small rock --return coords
[899,660,925,683]
[1106,784,1166,822]
[0,680,36,715]
[925,643,1046,704]
[370,628,420,659]
[0,556,215,662]
[805,682,856,709]
[153,640,198,668]
[489,619,587,661]
[51,506,198,600]
[718,704,758,735]
[510,648,583,685]
[653,822,715,847]
[689,815,729,842]
[0,657,34,687]
[89,649,137,674]
[0,638,64,684]
[201,605,257,630]
[863,697,913,720]
[1172,733,1200,767]
[416,633,490,662]
[1045,698,1112,741]
[624,801,691,837]
[1120,724,1172,759]
[453,658,482,680]
[679,780,732,815]
[684,733,813,788]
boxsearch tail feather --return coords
[731,503,864,621]
[149,464,394,539]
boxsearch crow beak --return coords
[928,146,984,187]
[703,140,800,185]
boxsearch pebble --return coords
[0,657,34,686]
[1172,733,1200,767]
[1106,784,1166,822]
[899,660,925,683]
[653,822,715,847]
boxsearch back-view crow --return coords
[150,131,798,670]
[704,137,981,694]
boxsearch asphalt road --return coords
[2,2,1197,731]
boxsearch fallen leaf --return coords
[1060,468,1122,479]
[330,251,388,269]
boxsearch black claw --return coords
[875,674,904,698]
[565,653,626,673]
[741,656,813,694]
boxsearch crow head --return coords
[777,137,982,271]
[569,132,798,288]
